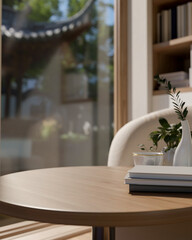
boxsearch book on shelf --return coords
[159,71,189,89]
[157,9,171,42]
[170,80,189,88]
[171,6,177,39]
[157,2,192,43]
[181,4,188,37]
[177,5,182,38]
[168,9,172,40]
[188,2,192,35]
[157,12,162,43]
[159,71,188,81]
[162,10,170,42]
[159,80,189,90]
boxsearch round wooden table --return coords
[1,166,192,240]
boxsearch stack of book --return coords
[157,2,192,43]
[124,165,192,193]
[159,71,189,89]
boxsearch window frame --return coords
[114,0,128,133]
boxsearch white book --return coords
[126,165,192,181]
[171,80,189,88]
[168,77,188,82]
[187,2,192,35]
[159,71,188,77]
[125,177,192,187]
[159,71,188,79]
[163,77,188,82]
[159,80,189,89]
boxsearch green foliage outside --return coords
[3,0,114,101]
[3,0,61,22]
[65,0,114,100]
[67,0,89,17]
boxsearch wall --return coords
[128,0,153,120]
[153,92,192,112]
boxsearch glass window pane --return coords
[1,0,114,175]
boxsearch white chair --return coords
[108,107,192,240]
[108,107,192,167]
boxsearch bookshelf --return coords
[153,0,192,95]
[153,86,192,95]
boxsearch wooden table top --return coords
[1,166,192,227]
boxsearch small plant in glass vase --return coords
[154,75,192,166]
[139,118,182,166]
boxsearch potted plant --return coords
[139,118,182,165]
[155,75,192,166]
[149,118,182,151]
[139,75,192,166]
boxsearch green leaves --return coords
[159,117,170,128]
[155,75,188,121]
[150,119,182,151]
[168,81,172,91]
[138,117,184,152]
[10,0,62,22]
[137,144,146,151]
[183,107,188,119]
[149,131,161,147]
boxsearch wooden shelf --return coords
[153,87,192,95]
[154,0,189,6]
[153,35,192,54]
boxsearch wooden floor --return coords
[0,215,22,227]
[0,220,92,240]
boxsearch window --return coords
[1,0,114,174]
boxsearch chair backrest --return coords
[108,107,192,167]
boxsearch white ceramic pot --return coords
[173,120,192,166]
[163,148,175,166]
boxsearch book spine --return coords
[184,4,188,36]
[177,5,182,38]
[125,177,192,186]
[157,12,162,43]
[129,184,192,193]
[162,10,169,42]
[168,9,172,40]
[169,81,189,88]
[188,2,192,36]
[180,4,185,37]
[128,171,192,181]
[171,6,177,39]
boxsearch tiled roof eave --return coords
[2,0,94,40]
